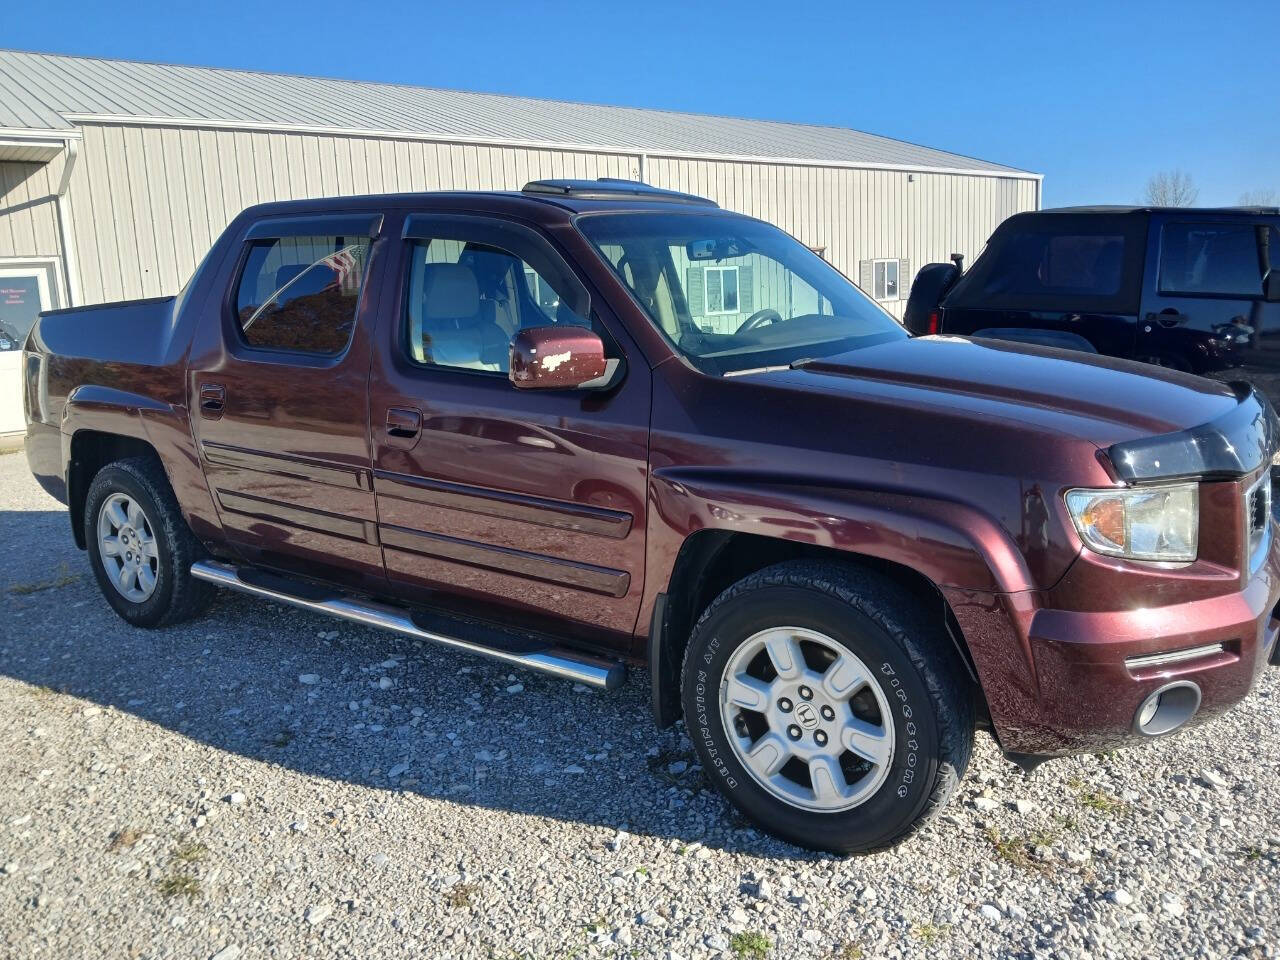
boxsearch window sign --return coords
[0,275,43,351]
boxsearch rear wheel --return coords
[84,457,214,628]
[681,560,974,854]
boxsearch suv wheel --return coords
[84,457,215,628]
[681,560,974,854]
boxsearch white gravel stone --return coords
[298,674,320,685]
[505,683,524,694]
[1110,889,1135,907]
[223,792,245,805]
[980,903,1002,922]
[304,903,332,925]
[1200,768,1229,790]
[973,796,999,812]
[209,948,241,960]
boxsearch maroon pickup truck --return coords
[21,179,1280,853]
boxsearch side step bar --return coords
[190,560,625,690]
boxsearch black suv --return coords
[906,206,1280,402]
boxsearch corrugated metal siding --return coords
[58,122,1036,307]
[0,158,63,260]
[0,51,1034,176]
[65,123,640,302]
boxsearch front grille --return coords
[1246,473,1273,570]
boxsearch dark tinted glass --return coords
[235,236,370,354]
[1160,222,1264,297]
[981,233,1125,297]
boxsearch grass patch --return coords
[1234,845,1279,864]
[730,931,770,959]
[107,827,143,852]
[1074,785,1126,815]
[270,729,294,748]
[986,828,1053,873]
[912,923,952,947]
[9,563,80,595]
[155,872,201,900]
[446,882,478,910]
[173,841,208,863]
[831,946,864,960]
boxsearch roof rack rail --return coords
[521,178,717,207]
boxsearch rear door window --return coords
[235,235,371,354]
[1159,222,1264,297]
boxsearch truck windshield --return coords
[576,211,906,375]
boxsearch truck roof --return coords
[233,179,729,225]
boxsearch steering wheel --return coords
[735,308,784,334]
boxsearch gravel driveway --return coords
[0,449,1276,960]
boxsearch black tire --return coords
[84,456,215,628]
[680,560,974,854]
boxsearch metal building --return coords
[0,50,1040,435]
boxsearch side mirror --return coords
[1266,269,1280,303]
[509,325,608,389]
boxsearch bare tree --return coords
[1142,170,1199,206]
[1239,188,1278,206]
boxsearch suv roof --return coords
[1037,204,1280,217]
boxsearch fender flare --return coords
[61,385,218,548]
[643,468,1039,728]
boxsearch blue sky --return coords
[5,0,1276,207]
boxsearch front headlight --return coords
[1064,483,1198,562]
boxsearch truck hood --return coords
[764,335,1274,478]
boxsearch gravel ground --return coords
[0,449,1277,960]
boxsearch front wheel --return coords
[84,457,215,628]
[681,561,974,854]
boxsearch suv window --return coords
[981,233,1126,297]
[1160,222,1264,297]
[404,237,596,373]
[235,235,370,354]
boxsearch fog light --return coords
[1133,681,1201,736]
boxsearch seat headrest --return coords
[422,263,480,320]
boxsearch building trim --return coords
[0,126,81,141]
[54,138,81,306]
[60,113,1043,182]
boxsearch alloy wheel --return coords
[718,626,895,812]
[97,492,159,602]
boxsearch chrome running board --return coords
[190,559,625,690]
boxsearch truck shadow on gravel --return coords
[1,509,824,861]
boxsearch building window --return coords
[872,259,899,301]
[704,265,740,315]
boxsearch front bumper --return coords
[944,545,1280,756]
